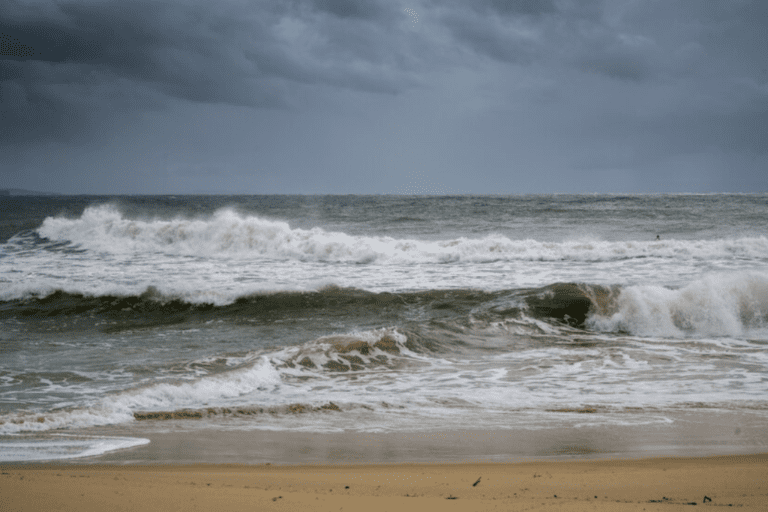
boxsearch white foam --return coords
[2,205,765,302]
[0,204,765,305]
[32,205,768,264]
[587,272,768,337]
[114,356,281,410]
[0,435,150,462]
[270,327,415,376]
[0,357,281,434]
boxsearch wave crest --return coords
[0,356,280,434]
[587,272,768,337]
[32,204,768,264]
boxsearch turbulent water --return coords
[1,194,767,461]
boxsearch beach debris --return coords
[649,497,700,506]
[472,477,481,487]
[446,495,458,500]
[703,496,712,503]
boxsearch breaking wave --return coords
[30,204,768,263]
[4,274,768,339]
[272,328,416,372]
[0,357,280,435]
[2,276,767,435]
[587,272,768,338]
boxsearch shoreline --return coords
[2,454,766,511]
[49,407,768,465]
[2,407,767,465]
[3,409,767,509]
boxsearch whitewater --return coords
[1,194,767,461]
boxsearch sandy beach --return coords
[3,413,767,510]
[2,454,766,511]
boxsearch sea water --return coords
[1,194,767,461]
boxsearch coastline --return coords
[24,406,768,465]
[2,454,766,511]
[2,410,768,510]
[3,193,768,510]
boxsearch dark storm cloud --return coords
[591,0,768,158]
[0,0,410,146]
[2,0,767,192]
[429,0,767,188]
[435,0,553,64]
[309,0,385,20]
[0,19,102,63]
[436,0,653,77]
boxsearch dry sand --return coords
[2,454,766,511]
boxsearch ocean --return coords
[1,194,767,462]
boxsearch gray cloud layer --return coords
[1,0,766,192]
[1,0,413,144]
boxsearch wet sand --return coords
[2,454,766,511]
[77,407,768,465]
[3,410,767,510]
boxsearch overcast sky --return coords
[1,0,766,194]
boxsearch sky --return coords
[1,0,767,194]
